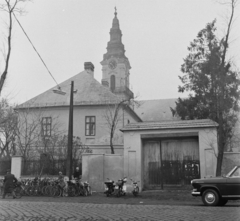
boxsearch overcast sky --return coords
[0,0,239,104]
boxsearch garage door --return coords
[143,138,200,189]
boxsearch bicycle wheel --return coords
[45,186,52,197]
[54,187,62,197]
[133,186,139,196]
[27,186,35,196]
[41,186,47,196]
[0,186,3,196]
[32,186,39,196]
[68,186,76,197]
[87,186,92,196]
[62,186,68,197]
[79,186,87,196]
[21,186,27,196]
[50,186,57,197]
[14,187,22,199]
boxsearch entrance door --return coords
[143,141,161,189]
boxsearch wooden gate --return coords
[143,139,200,189]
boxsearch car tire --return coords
[202,189,220,206]
[218,198,228,206]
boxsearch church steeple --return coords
[102,8,129,62]
[101,8,133,100]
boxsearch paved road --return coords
[0,200,239,221]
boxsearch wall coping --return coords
[224,152,240,154]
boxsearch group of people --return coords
[2,166,82,199]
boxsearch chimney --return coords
[84,62,94,77]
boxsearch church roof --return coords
[17,71,122,108]
[134,98,178,121]
[121,119,218,131]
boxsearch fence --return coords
[0,159,11,175]
[22,158,82,176]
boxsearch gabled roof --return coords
[17,71,122,108]
[134,99,178,122]
[121,119,218,131]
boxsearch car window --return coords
[231,167,240,177]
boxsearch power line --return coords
[12,12,61,89]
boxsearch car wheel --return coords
[218,198,228,206]
[202,189,220,206]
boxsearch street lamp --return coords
[53,81,75,180]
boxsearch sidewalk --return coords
[1,190,239,206]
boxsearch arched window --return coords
[110,75,115,91]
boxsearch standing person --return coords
[2,170,17,199]
[73,167,81,180]
[58,171,64,181]
[58,171,65,196]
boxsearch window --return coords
[85,116,96,136]
[42,117,52,137]
[110,75,116,91]
[232,167,240,177]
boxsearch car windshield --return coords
[231,167,240,177]
[226,166,238,177]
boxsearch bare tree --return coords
[57,135,92,159]
[0,0,31,95]
[215,0,239,175]
[14,107,43,160]
[35,116,65,158]
[0,98,17,158]
[103,99,140,154]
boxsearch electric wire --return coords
[12,12,61,89]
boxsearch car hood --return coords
[192,176,227,184]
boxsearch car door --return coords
[226,167,240,196]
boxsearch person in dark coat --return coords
[2,170,17,199]
[73,167,81,180]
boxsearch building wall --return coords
[17,104,139,156]
[122,127,218,191]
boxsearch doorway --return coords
[143,138,200,189]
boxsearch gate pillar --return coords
[11,155,23,179]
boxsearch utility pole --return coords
[66,81,74,180]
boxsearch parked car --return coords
[191,165,240,206]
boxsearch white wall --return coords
[82,154,123,192]
[17,104,139,155]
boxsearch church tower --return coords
[100,8,133,100]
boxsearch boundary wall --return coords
[82,154,124,192]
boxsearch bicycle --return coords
[1,183,22,199]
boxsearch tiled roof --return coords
[17,71,121,108]
[134,99,179,121]
[121,119,218,131]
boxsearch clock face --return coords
[108,60,117,70]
